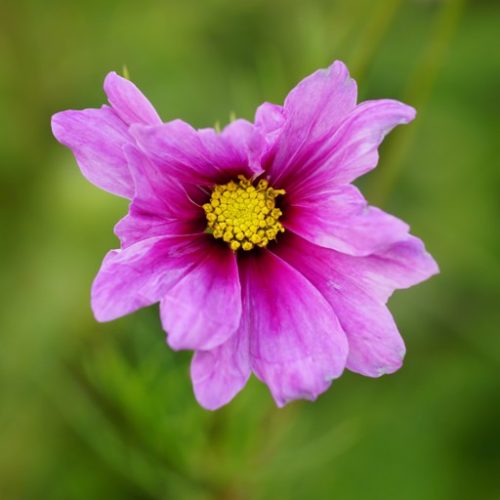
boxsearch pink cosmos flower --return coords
[51,61,438,410]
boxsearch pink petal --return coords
[326,235,439,303]
[240,251,348,407]
[131,120,263,189]
[114,214,196,249]
[284,184,409,256]
[160,243,241,351]
[92,234,242,352]
[92,234,203,322]
[274,234,424,377]
[196,123,260,176]
[191,328,250,411]
[51,106,134,198]
[337,294,406,377]
[220,119,266,175]
[92,236,179,322]
[266,60,357,186]
[288,99,416,197]
[254,102,285,163]
[114,144,203,248]
[104,72,161,126]
[255,102,285,137]
[131,120,221,186]
[124,142,206,214]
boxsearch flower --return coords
[51,61,438,410]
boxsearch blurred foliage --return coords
[1,0,500,498]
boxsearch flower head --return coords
[52,61,438,409]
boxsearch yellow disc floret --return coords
[203,175,286,251]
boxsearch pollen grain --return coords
[203,176,285,251]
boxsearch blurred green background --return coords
[1,0,499,498]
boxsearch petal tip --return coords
[190,349,249,411]
[50,110,72,143]
[402,103,417,123]
[90,300,111,323]
[90,284,116,323]
[103,70,125,90]
[330,59,350,76]
[193,392,227,411]
[375,359,404,377]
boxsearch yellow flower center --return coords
[203,175,286,251]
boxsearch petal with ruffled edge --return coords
[254,102,285,163]
[115,144,203,248]
[195,122,261,176]
[287,99,416,197]
[131,119,265,189]
[160,242,241,351]
[92,234,202,321]
[114,215,185,250]
[219,119,266,174]
[284,184,409,256]
[274,233,436,377]
[255,102,285,136]
[323,235,439,303]
[265,60,357,187]
[191,327,250,410]
[51,106,134,198]
[255,102,285,138]
[104,72,161,126]
[240,251,348,407]
[334,291,405,377]
[92,233,241,351]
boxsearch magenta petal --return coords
[114,211,199,249]
[328,235,439,303]
[51,106,133,198]
[91,233,208,319]
[285,184,409,256]
[220,119,266,175]
[290,99,416,196]
[240,251,348,407]
[104,72,161,126]
[160,244,241,351]
[131,120,262,188]
[114,144,202,247]
[92,236,180,322]
[196,121,264,178]
[338,296,405,377]
[191,328,250,410]
[131,120,223,186]
[274,234,416,377]
[255,102,285,137]
[254,102,285,163]
[266,60,357,186]
[93,232,241,351]
[327,99,416,185]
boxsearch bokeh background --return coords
[1,0,499,498]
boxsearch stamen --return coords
[203,175,285,251]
